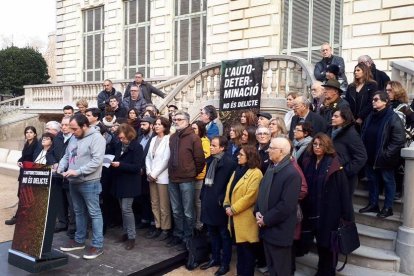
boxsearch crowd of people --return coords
[4,45,414,276]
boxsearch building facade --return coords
[55,0,414,83]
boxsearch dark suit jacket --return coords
[289,111,328,140]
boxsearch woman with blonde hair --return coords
[269,117,288,138]
[76,98,89,114]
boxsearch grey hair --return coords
[174,110,190,122]
[255,126,270,135]
[358,55,373,65]
[271,137,291,155]
[296,96,311,108]
[46,121,61,132]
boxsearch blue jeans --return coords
[119,198,136,239]
[366,166,396,209]
[168,181,195,242]
[206,224,232,266]
[70,180,104,248]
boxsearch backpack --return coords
[185,230,210,270]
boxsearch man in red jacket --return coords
[167,111,205,251]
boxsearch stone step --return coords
[347,245,400,272]
[356,223,397,251]
[353,189,403,214]
[354,204,403,232]
[296,251,406,275]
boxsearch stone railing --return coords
[22,76,184,113]
[158,55,315,120]
[391,60,414,98]
[0,96,25,117]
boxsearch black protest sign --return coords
[220,57,264,111]
[12,168,52,258]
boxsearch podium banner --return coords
[219,57,264,111]
[11,168,52,259]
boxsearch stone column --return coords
[396,144,414,274]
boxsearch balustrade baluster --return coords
[262,61,269,97]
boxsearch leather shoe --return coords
[377,207,393,218]
[5,216,17,225]
[215,265,230,276]
[125,239,135,250]
[200,259,220,270]
[146,228,161,239]
[359,204,379,213]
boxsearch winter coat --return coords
[254,156,302,247]
[111,139,143,198]
[168,126,206,183]
[195,136,211,180]
[370,65,390,91]
[300,154,354,248]
[223,168,263,243]
[289,111,328,140]
[314,55,348,84]
[122,95,147,115]
[200,154,237,226]
[97,88,123,112]
[345,81,378,122]
[329,124,367,178]
[362,107,406,169]
[146,135,170,184]
[319,97,349,125]
[124,81,166,103]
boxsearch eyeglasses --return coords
[130,89,139,92]
[268,146,283,151]
[293,129,303,132]
[174,118,185,122]
[372,98,381,102]
[312,143,323,148]
[385,89,392,92]
[256,132,270,136]
[42,137,52,140]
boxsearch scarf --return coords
[257,155,291,213]
[121,142,130,155]
[229,165,249,201]
[204,152,225,186]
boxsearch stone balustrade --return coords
[391,60,414,98]
[0,96,25,117]
[158,55,315,120]
[21,76,184,114]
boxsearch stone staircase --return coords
[296,182,407,275]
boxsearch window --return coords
[83,6,104,81]
[124,0,151,78]
[282,0,342,63]
[174,0,207,75]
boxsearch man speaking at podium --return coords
[57,114,106,260]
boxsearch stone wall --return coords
[342,0,414,80]
[207,0,281,63]
[0,116,43,150]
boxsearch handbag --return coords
[331,221,360,272]
[185,229,210,271]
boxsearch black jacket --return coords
[289,111,328,140]
[226,141,241,163]
[314,55,347,84]
[18,140,39,162]
[371,65,390,91]
[111,139,143,198]
[124,81,166,104]
[97,88,123,112]
[113,106,128,119]
[345,81,378,122]
[329,124,367,178]
[301,154,354,248]
[32,146,57,166]
[319,98,349,125]
[257,143,270,175]
[362,107,406,169]
[200,154,237,226]
[254,156,302,247]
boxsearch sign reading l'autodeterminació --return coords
[220,57,264,111]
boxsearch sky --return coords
[0,0,56,53]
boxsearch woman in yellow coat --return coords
[224,145,263,276]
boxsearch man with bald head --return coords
[288,96,327,140]
[254,137,301,276]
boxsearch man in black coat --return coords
[289,96,327,140]
[200,136,237,275]
[123,72,166,103]
[134,116,157,234]
[314,43,347,86]
[358,55,390,91]
[254,137,301,276]
[319,79,349,124]
[97,79,123,114]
